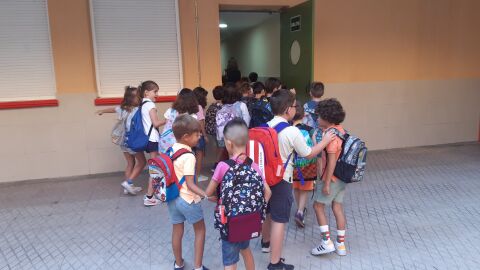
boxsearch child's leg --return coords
[240,247,255,270]
[270,221,285,264]
[123,152,135,179]
[129,152,146,180]
[313,202,328,226]
[172,223,185,267]
[261,214,271,243]
[297,190,308,214]
[216,146,223,163]
[294,188,300,210]
[192,219,206,269]
[332,202,346,230]
[195,150,204,175]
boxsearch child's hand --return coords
[289,88,296,95]
[322,183,330,196]
[322,130,336,144]
[208,196,217,202]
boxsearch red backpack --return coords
[148,148,192,202]
[246,122,292,186]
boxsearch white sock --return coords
[175,262,184,268]
[337,229,346,243]
[319,225,330,241]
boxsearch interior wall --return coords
[220,13,280,80]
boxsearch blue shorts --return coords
[167,197,204,225]
[222,240,250,266]
[146,141,158,153]
[194,136,206,152]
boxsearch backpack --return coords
[303,101,319,129]
[205,103,222,136]
[111,111,127,146]
[158,109,179,153]
[246,122,292,186]
[293,125,317,185]
[148,148,193,202]
[125,101,153,152]
[249,97,274,128]
[216,103,241,141]
[214,158,266,242]
[330,128,368,183]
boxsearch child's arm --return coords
[304,131,335,159]
[322,152,337,195]
[264,183,272,202]
[96,107,116,115]
[205,179,219,202]
[199,119,209,143]
[184,175,208,199]
[148,108,166,128]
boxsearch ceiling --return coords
[219,11,279,40]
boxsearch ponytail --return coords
[138,80,159,98]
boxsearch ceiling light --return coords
[219,23,228,28]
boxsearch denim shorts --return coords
[167,197,204,225]
[222,240,250,266]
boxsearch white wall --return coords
[221,13,280,79]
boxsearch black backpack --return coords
[249,97,274,128]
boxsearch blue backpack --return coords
[125,101,154,152]
[249,97,274,128]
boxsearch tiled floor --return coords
[1,143,479,270]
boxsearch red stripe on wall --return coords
[0,99,59,110]
[95,96,177,106]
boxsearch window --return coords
[90,0,183,98]
[0,0,57,103]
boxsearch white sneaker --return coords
[124,185,142,195]
[143,195,160,206]
[334,241,347,256]
[121,181,137,195]
[311,240,335,256]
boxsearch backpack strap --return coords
[274,122,290,134]
[171,148,193,161]
[140,100,155,136]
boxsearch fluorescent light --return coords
[219,23,228,28]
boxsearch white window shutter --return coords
[0,0,56,101]
[90,0,183,97]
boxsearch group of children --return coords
[98,78,350,270]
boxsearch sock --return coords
[127,179,133,185]
[175,262,184,268]
[337,230,346,243]
[297,209,303,215]
[146,195,153,199]
[194,266,203,270]
[319,225,330,241]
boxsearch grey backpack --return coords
[331,128,367,183]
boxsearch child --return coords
[262,90,334,270]
[249,82,273,128]
[205,118,271,270]
[193,87,209,181]
[291,102,317,228]
[264,77,282,97]
[311,98,348,257]
[216,84,249,144]
[96,86,145,195]
[137,81,167,207]
[248,72,258,84]
[205,86,224,172]
[168,114,210,270]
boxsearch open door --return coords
[280,0,313,102]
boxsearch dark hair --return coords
[120,86,139,111]
[252,82,265,95]
[193,87,208,109]
[292,100,304,122]
[212,85,224,101]
[172,88,199,114]
[138,80,159,98]
[172,114,201,140]
[310,82,325,98]
[270,89,295,115]
[238,82,251,95]
[265,77,282,94]
[316,98,345,125]
[239,77,249,83]
[249,72,258,83]
[222,83,239,104]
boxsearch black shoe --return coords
[261,239,270,253]
[267,258,294,270]
[173,260,184,270]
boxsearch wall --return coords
[220,14,280,79]
[312,0,480,150]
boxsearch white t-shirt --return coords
[235,101,251,126]
[267,116,312,183]
[114,106,137,131]
[141,98,160,142]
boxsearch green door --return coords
[280,0,313,102]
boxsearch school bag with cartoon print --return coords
[215,103,241,141]
[158,109,179,153]
[148,148,193,202]
[214,158,266,242]
[205,103,222,136]
[293,124,317,184]
[329,128,368,183]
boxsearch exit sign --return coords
[290,15,301,32]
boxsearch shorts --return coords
[194,136,206,152]
[167,196,204,225]
[146,141,159,153]
[314,180,346,205]
[292,179,314,191]
[266,180,294,223]
[217,139,225,148]
[222,240,250,266]
[120,145,136,155]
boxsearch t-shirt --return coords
[267,116,312,183]
[321,125,345,182]
[171,143,200,203]
[234,101,251,127]
[141,98,160,142]
[114,106,137,131]
[197,105,205,121]
[212,155,265,184]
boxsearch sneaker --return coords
[267,258,294,270]
[261,239,270,253]
[311,240,335,256]
[143,195,160,206]
[191,266,209,270]
[294,212,305,228]
[121,181,137,195]
[173,260,184,270]
[335,241,347,256]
